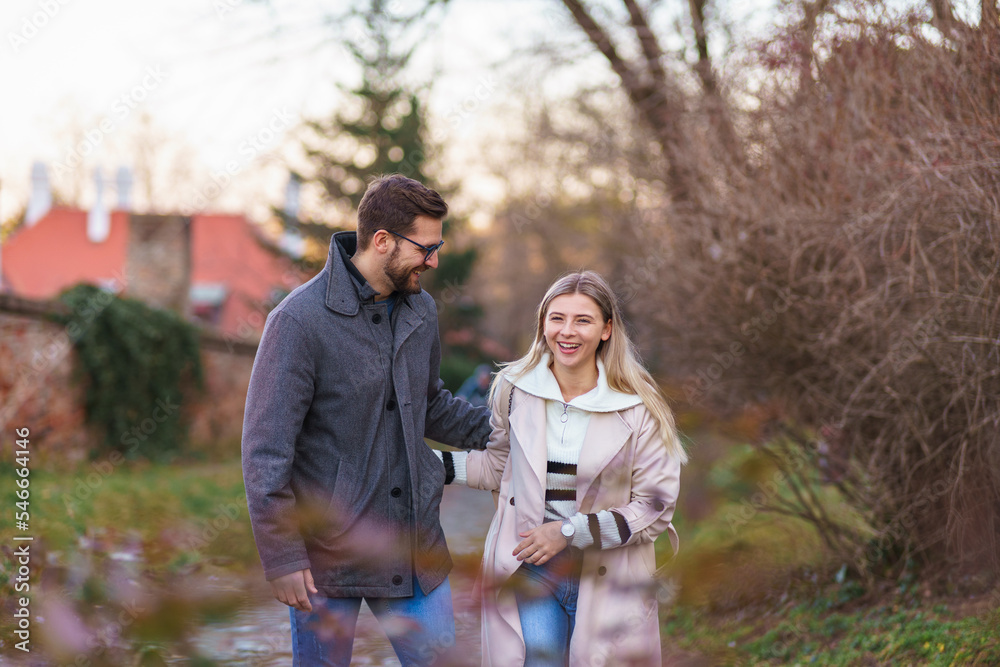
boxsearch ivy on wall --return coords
[54,284,204,460]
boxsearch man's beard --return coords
[383,245,423,296]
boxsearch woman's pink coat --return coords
[465,379,681,666]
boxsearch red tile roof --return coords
[1,207,131,298]
[190,213,302,335]
[0,207,305,337]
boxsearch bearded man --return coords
[242,174,491,665]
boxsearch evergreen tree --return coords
[302,6,428,212]
[282,0,485,388]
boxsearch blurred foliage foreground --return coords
[0,459,252,664]
[1,436,998,664]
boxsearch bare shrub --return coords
[479,0,998,582]
[657,8,1000,579]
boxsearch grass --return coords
[1,456,257,576]
[663,594,1000,665]
[655,434,1000,665]
[0,457,258,662]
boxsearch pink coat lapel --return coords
[576,410,634,508]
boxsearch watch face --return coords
[561,523,574,537]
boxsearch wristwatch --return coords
[560,519,576,542]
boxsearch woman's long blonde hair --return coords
[492,270,688,464]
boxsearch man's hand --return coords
[513,521,568,566]
[270,568,319,612]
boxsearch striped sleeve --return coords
[567,510,631,550]
[432,449,468,486]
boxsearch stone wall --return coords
[0,294,256,468]
[0,300,91,467]
[186,339,256,456]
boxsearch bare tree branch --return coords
[622,0,669,86]
[796,0,831,94]
[929,0,961,35]
[559,0,646,98]
[686,0,712,89]
[686,0,745,168]
[560,0,697,201]
[983,0,999,35]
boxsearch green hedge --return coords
[54,284,203,460]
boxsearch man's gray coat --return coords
[242,232,491,598]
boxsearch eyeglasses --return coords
[386,230,445,263]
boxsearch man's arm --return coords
[422,301,492,450]
[242,310,315,582]
[434,377,513,490]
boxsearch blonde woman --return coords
[436,271,685,666]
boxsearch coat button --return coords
[598,566,607,576]
[372,313,382,324]
[392,575,403,585]
[391,487,402,498]
[509,497,515,506]
[386,400,396,411]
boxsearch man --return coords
[242,174,491,666]
[457,363,492,407]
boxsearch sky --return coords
[0,0,569,224]
[0,0,779,227]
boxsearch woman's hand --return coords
[513,521,568,566]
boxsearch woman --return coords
[436,271,686,666]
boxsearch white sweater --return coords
[436,357,643,550]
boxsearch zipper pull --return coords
[560,403,569,423]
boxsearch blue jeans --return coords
[511,548,583,667]
[290,576,455,666]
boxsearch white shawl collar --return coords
[510,353,642,413]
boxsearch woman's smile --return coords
[543,293,612,373]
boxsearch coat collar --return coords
[508,357,641,508]
[510,354,642,412]
[324,231,419,317]
[509,392,636,510]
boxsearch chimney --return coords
[25,161,52,226]
[284,172,301,220]
[279,230,306,259]
[87,167,110,243]
[116,166,133,211]
[124,214,191,314]
[280,172,305,258]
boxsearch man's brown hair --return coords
[356,174,448,250]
